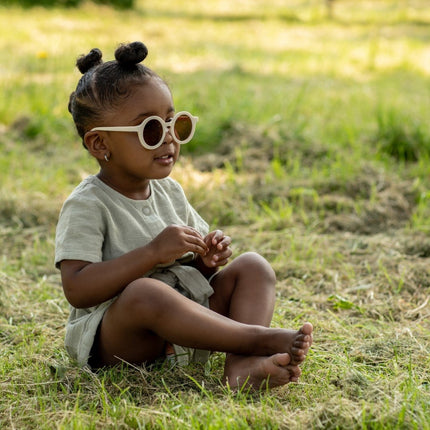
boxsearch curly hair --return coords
[68,41,162,147]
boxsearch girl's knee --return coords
[236,252,276,284]
[118,278,171,320]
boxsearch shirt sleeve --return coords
[55,193,105,268]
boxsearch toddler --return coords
[55,41,313,390]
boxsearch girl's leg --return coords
[209,252,277,326]
[91,276,310,367]
[208,252,313,388]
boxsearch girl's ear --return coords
[84,131,110,162]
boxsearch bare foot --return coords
[223,353,302,390]
[288,322,313,365]
[265,322,313,365]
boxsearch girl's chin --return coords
[150,165,175,179]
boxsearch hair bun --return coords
[115,42,148,67]
[76,48,103,74]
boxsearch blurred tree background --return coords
[2,0,134,8]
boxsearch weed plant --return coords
[1,1,430,429]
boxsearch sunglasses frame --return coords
[90,111,198,150]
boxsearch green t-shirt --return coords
[55,175,212,366]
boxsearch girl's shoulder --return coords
[63,175,122,211]
[66,175,105,201]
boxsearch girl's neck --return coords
[97,170,151,200]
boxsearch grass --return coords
[1,0,430,428]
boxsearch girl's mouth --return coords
[154,154,174,164]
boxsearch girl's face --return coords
[100,78,180,187]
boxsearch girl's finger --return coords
[213,257,229,267]
[185,226,204,239]
[217,236,231,250]
[186,234,209,254]
[211,229,224,245]
[216,249,232,261]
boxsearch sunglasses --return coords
[90,111,198,150]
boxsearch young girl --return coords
[56,41,313,390]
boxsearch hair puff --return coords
[76,48,103,74]
[115,42,148,68]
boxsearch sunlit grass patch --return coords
[1,0,430,429]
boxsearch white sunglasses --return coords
[90,111,198,150]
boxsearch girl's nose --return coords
[164,125,174,144]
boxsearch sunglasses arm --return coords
[91,126,140,133]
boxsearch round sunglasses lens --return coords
[174,115,192,142]
[143,119,163,146]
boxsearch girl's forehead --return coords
[131,79,172,106]
[108,79,173,124]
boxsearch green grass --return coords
[1,0,430,428]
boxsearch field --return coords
[1,0,430,428]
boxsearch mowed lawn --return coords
[1,1,430,428]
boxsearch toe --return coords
[301,322,313,336]
[289,366,302,382]
[273,353,291,367]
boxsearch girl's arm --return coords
[60,225,208,309]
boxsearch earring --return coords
[104,153,110,162]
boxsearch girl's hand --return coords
[200,230,232,268]
[150,225,209,265]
